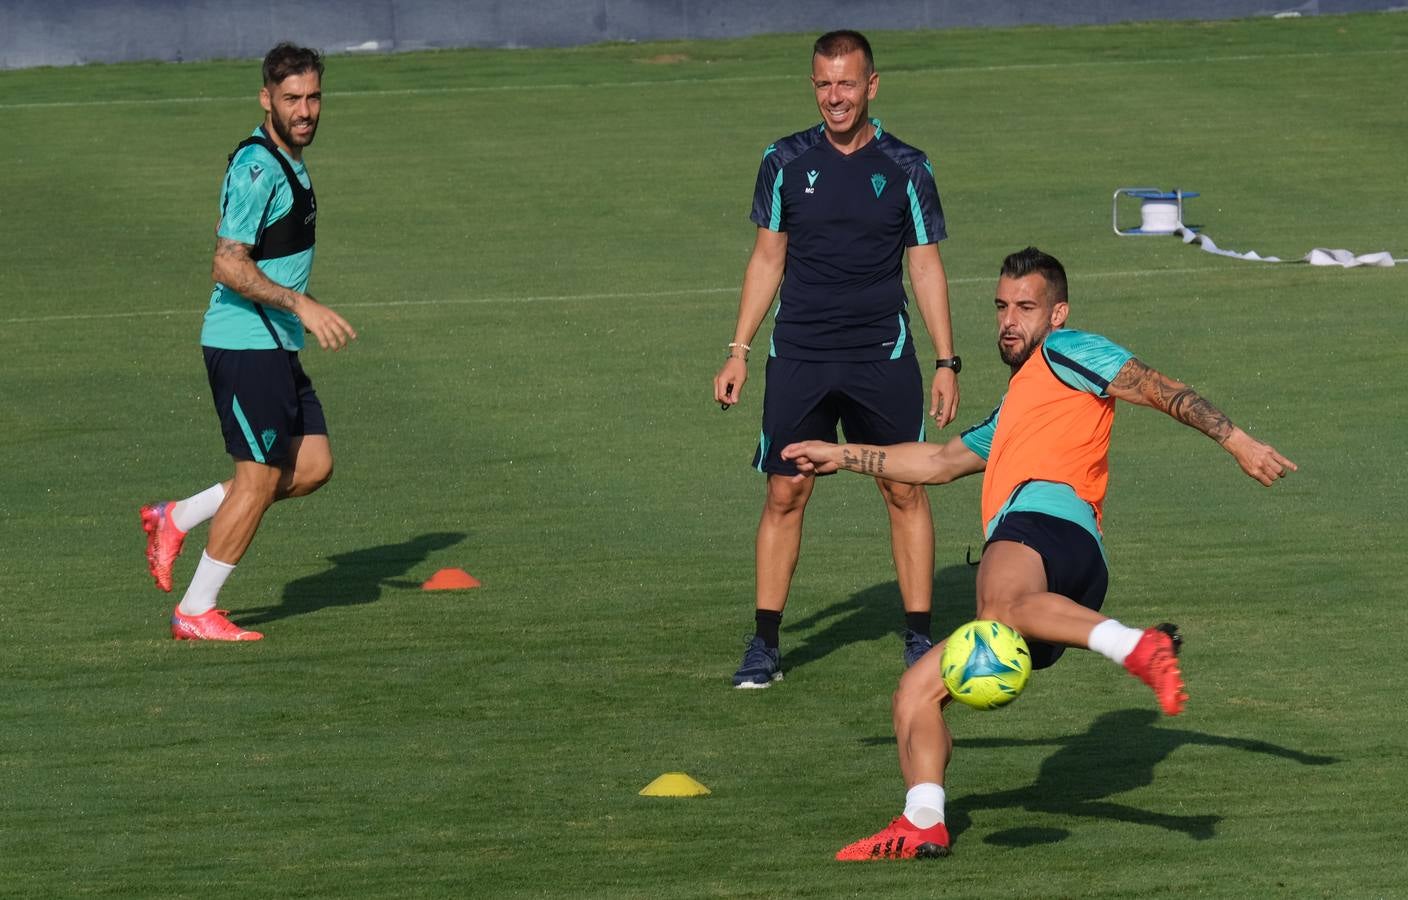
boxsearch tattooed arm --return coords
[781,437,985,485]
[1107,357,1297,486]
[212,236,303,308]
[211,236,357,350]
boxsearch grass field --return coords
[3,13,1408,898]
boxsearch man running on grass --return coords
[141,43,356,641]
[783,246,1296,859]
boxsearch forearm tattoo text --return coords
[841,447,887,475]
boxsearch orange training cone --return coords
[422,568,481,590]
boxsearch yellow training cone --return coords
[639,772,711,797]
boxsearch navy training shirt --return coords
[750,119,947,362]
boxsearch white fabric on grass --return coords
[1175,226,1404,267]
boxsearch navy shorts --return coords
[752,356,924,475]
[985,511,1109,670]
[204,347,327,466]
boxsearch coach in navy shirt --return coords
[714,30,961,689]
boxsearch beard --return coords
[999,332,1043,370]
[269,105,318,148]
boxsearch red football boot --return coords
[140,502,187,593]
[170,607,262,642]
[1123,623,1188,715]
[835,816,950,861]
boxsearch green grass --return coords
[3,13,1408,898]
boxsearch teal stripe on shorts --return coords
[231,395,266,464]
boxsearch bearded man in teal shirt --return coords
[140,43,357,641]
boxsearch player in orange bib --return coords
[783,246,1296,859]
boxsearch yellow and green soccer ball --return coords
[941,620,1032,710]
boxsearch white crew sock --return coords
[171,483,226,533]
[1088,619,1144,665]
[903,782,946,828]
[178,551,236,616]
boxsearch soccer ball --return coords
[941,620,1032,710]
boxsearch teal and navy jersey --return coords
[959,329,1135,555]
[201,127,316,351]
[749,120,946,362]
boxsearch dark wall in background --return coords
[1,0,1398,69]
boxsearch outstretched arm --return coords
[1107,357,1297,486]
[781,437,985,485]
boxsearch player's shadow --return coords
[238,531,466,626]
[782,563,976,674]
[941,708,1338,846]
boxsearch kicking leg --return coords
[977,540,1186,715]
[836,647,954,860]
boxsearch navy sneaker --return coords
[903,629,934,668]
[732,635,782,689]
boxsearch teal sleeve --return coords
[216,147,287,245]
[902,158,946,246]
[959,401,1003,461]
[749,149,786,232]
[1042,329,1135,397]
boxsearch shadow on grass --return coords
[238,531,466,626]
[923,708,1338,846]
[781,563,977,674]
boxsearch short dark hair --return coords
[1000,247,1068,304]
[814,30,874,73]
[262,43,324,87]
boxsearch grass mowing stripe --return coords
[3,45,1405,111]
[0,266,1254,325]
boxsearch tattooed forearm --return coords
[212,237,300,311]
[841,447,887,475]
[1166,388,1234,443]
[1110,358,1234,443]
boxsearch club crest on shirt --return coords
[870,173,887,198]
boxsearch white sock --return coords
[903,782,946,828]
[178,551,236,616]
[1088,619,1144,665]
[171,483,226,533]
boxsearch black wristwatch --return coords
[935,356,962,374]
